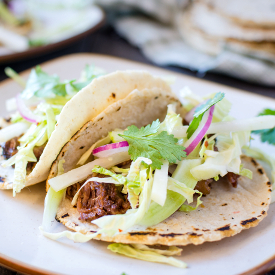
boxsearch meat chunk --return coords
[1,137,20,159]
[26,144,46,173]
[67,173,131,222]
[226,172,240,188]
[195,179,213,195]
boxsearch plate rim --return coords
[0,6,106,64]
[0,53,275,275]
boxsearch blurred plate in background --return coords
[0,4,105,64]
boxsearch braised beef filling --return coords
[66,173,130,222]
[195,179,213,195]
[1,137,46,172]
[195,173,241,195]
[1,137,20,159]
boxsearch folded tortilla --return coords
[0,70,171,190]
[47,87,271,245]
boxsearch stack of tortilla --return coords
[178,0,275,62]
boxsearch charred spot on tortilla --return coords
[79,146,85,150]
[74,223,79,226]
[258,168,264,174]
[222,203,228,206]
[112,93,116,98]
[55,217,61,223]
[61,213,69,218]
[4,117,11,123]
[215,225,230,231]
[129,232,157,236]
[267,181,271,186]
[262,202,265,205]
[189,232,202,237]
[262,211,266,215]
[117,107,121,112]
[251,158,258,166]
[155,96,159,100]
[241,217,257,226]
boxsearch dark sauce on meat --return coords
[67,173,130,222]
[1,137,20,159]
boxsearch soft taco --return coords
[0,67,170,196]
[41,79,275,267]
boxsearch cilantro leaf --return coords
[70,64,105,91]
[119,120,186,169]
[186,92,224,139]
[21,66,73,99]
[186,113,203,139]
[194,92,225,118]
[252,108,275,145]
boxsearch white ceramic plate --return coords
[0,53,275,275]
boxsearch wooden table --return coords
[0,25,274,275]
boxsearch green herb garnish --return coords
[187,92,224,139]
[252,109,275,145]
[119,120,186,169]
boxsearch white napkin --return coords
[114,16,275,86]
[94,0,275,86]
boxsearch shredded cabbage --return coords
[191,132,250,180]
[77,136,111,166]
[109,129,125,143]
[49,151,131,192]
[131,244,182,256]
[0,122,30,143]
[151,160,169,206]
[167,177,196,204]
[108,243,187,268]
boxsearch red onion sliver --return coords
[185,107,196,124]
[185,105,215,155]
[93,141,129,158]
[16,94,40,124]
[93,141,129,154]
[185,100,207,124]
[93,146,129,158]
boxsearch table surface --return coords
[0,24,275,275]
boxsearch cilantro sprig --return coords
[186,92,224,139]
[252,109,275,145]
[11,65,104,100]
[119,120,186,169]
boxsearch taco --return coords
[42,80,275,267]
[0,67,170,196]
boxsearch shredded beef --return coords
[1,137,20,159]
[117,160,132,169]
[1,137,46,173]
[226,172,240,188]
[195,173,240,195]
[195,179,213,195]
[67,173,131,222]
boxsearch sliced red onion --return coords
[16,94,40,124]
[184,107,196,124]
[184,100,207,124]
[93,141,129,158]
[184,105,215,155]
